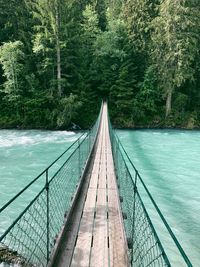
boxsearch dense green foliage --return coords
[0,0,200,129]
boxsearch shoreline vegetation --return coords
[0,1,200,131]
[0,108,199,130]
[0,121,199,131]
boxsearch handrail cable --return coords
[0,105,102,267]
[0,102,104,215]
[114,131,193,267]
[0,128,98,243]
[0,132,86,213]
[0,103,193,267]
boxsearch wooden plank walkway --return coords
[71,103,128,267]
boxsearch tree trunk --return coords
[57,38,62,97]
[165,89,172,117]
[56,1,62,97]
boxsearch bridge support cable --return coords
[108,118,193,267]
[0,104,102,267]
[62,102,128,267]
[0,102,193,267]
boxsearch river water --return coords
[0,129,199,266]
[117,129,200,267]
[0,130,81,236]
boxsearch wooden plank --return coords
[105,105,128,267]
[107,189,128,267]
[71,111,105,267]
[89,111,109,266]
[98,159,107,189]
[71,102,128,267]
[70,188,97,267]
[71,144,102,267]
[89,172,99,189]
[89,188,109,267]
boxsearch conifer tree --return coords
[0,41,25,109]
[123,0,159,53]
[151,0,200,116]
[29,0,65,96]
[94,0,107,31]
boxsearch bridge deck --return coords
[71,103,128,267]
[52,103,128,267]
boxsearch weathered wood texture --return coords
[71,103,128,267]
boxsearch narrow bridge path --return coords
[70,103,128,267]
[49,103,128,267]
[0,102,192,267]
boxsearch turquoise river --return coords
[0,129,199,266]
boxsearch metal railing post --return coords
[78,139,81,177]
[116,137,119,171]
[46,169,50,264]
[130,170,138,265]
[0,105,103,267]
[89,129,91,153]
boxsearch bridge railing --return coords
[0,106,102,267]
[108,118,193,267]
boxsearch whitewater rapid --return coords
[0,130,82,236]
[0,129,199,266]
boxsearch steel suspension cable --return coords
[0,131,86,213]
[114,131,193,267]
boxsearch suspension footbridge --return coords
[0,103,193,267]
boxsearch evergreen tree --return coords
[106,0,123,18]
[151,0,200,116]
[29,0,67,96]
[93,0,107,31]
[0,0,200,129]
[0,41,25,101]
[123,0,159,53]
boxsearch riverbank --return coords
[0,110,199,130]
[112,112,200,130]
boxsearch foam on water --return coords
[0,130,76,148]
[0,129,81,237]
[0,264,20,267]
[1,129,199,266]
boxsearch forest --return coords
[0,0,200,129]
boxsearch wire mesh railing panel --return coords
[0,189,47,266]
[133,192,169,267]
[109,120,171,266]
[115,145,135,242]
[0,105,102,266]
[48,148,80,251]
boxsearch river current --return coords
[0,129,199,266]
[117,129,200,266]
